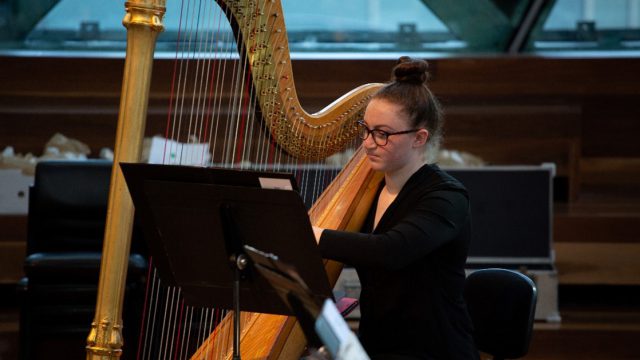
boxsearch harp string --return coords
[184,0,211,162]
[184,0,218,166]
[234,0,258,168]
[212,2,235,167]
[161,1,340,173]
[162,0,187,165]
[258,1,304,183]
[136,264,155,360]
[169,288,182,359]
[198,309,208,357]
[223,33,246,166]
[183,306,195,359]
[170,0,196,162]
[229,0,255,168]
[252,0,283,171]
[172,299,185,360]
[158,286,173,359]
[228,0,255,168]
[202,5,228,163]
[177,305,190,359]
[157,287,169,359]
[167,0,362,170]
[201,308,211,359]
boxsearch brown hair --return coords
[373,56,443,153]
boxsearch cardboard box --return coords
[0,169,33,214]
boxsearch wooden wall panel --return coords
[2,54,640,285]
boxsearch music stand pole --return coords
[231,253,248,360]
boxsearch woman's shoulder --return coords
[403,165,470,223]
[413,163,468,195]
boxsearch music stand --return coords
[120,163,333,359]
[244,245,370,360]
[243,244,326,348]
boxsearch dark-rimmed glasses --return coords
[356,120,420,146]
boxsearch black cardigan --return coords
[319,164,479,360]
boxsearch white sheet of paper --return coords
[258,177,293,191]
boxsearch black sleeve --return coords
[318,190,469,270]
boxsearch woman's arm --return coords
[318,190,469,270]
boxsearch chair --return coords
[464,268,537,360]
[18,160,147,360]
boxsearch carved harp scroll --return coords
[87,0,383,359]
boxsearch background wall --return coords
[1,55,640,285]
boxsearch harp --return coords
[86,0,383,358]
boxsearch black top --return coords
[319,164,479,360]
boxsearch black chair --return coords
[18,160,147,360]
[464,268,537,360]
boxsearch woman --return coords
[313,57,479,360]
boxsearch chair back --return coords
[464,268,537,359]
[20,160,147,360]
[26,160,112,254]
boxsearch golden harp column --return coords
[86,1,165,359]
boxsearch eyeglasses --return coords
[356,120,420,146]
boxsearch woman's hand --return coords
[312,225,324,244]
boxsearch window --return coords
[1,0,638,57]
[527,0,640,53]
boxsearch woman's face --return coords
[361,98,427,173]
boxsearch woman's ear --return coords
[414,129,429,147]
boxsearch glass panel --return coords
[527,0,640,53]
[23,0,127,51]
[0,0,525,56]
[7,0,638,56]
[281,0,455,53]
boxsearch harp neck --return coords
[219,0,382,159]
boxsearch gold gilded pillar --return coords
[86,1,165,358]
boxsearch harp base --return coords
[85,346,122,359]
[86,319,123,360]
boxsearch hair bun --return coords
[392,56,429,85]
